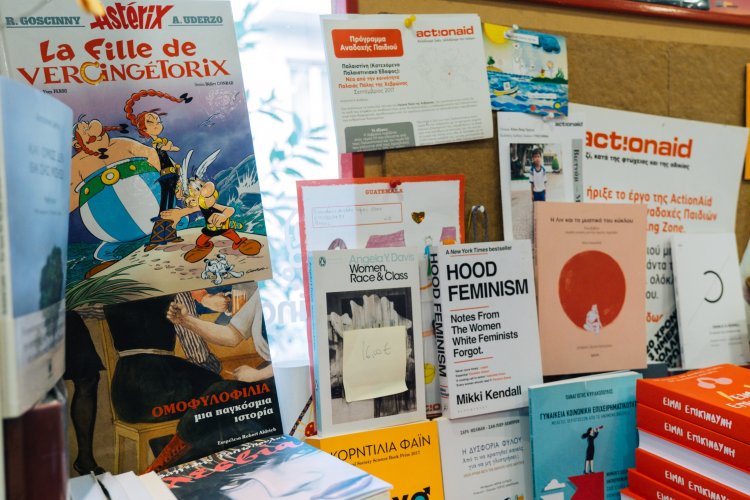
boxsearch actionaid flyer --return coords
[321,14,493,153]
[572,103,749,368]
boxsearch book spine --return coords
[636,380,746,444]
[637,404,750,473]
[22,399,67,500]
[628,468,693,500]
[0,87,17,419]
[670,239,685,368]
[429,246,449,416]
[572,138,583,202]
[3,416,24,500]
[635,448,748,500]
[309,255,322,435]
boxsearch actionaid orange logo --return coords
[415,25,475,38]
[586,131,693,159]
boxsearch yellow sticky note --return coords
[342,326,408,402]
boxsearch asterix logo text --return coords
[90,3,173,30]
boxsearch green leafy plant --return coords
[551,156,560,171]
[66,265,159,310]
[233,1,265,51]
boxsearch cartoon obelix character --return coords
[160,150,262,263]
[71,116,168,277]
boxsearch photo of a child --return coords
[509,142,565,239]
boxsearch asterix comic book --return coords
[0,0,271,302]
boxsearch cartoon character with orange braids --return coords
[124,89,193,213]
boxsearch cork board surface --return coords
[362,1,750,251]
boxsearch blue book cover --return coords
[0,76,72,417]
[528,371,641,500]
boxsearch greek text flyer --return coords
[322,14,493,153]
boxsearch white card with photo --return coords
[498,112,584,241]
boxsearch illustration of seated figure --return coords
[583,304,602,334]
[103,284,278,471]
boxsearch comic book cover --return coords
[68,281,283,475]
[0,0,278,477]
[0,0,271,302]
[158,434,392,499]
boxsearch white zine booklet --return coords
[672,232,750,368]
[310,247,426,436]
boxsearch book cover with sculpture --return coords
[310,246,426,436]
[533,202,648,375]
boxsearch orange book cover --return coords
[636,364,750,444]
[635,448,750,499]
[745,63,750,180]
[637,403,750,473]
[627,469,693,500]
[620,487,646,500]
[533,202,648,375]
[306,420,443,500]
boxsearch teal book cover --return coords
[528,371,641,500]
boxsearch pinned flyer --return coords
[483,23,569,117]
[321,14,493,153]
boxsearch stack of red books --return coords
[620,364,750,499]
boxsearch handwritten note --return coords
[342,326,408,402]
[312,203,403,228]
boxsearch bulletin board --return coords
[356,0,750,251]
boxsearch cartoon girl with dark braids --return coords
[124,89,193,213]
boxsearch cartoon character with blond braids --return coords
[70,116,160,211]
[124,89,193,213]
[160,150,262,263]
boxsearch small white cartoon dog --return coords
[201,253,245,285]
